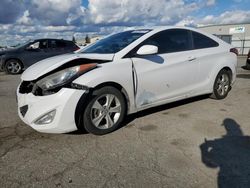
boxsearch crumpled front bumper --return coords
[17,86,86,133]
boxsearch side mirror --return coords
[136,45,158,56]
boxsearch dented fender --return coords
[72,59,137,114]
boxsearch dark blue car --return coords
[0,39,79,74]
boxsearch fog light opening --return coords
[34,110,56,125]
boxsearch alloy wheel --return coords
[6,61,21,74]
[216,73,230,96]
[90,94,121,129]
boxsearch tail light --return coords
[230,48,238,56]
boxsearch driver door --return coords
[131,29,199,109]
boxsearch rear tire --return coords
[210,69,231,100]
[5,59,23,74]
[82,86,126,135]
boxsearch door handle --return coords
[188,57,196,61]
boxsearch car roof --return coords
[133,26,201,33]
[33,38,72,42]
[127,26,213,39]
[114,25,231,60]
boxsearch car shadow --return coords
[68,94,210,135]
[241,66,250,70]
[67,129,89,135]
[138,54,165,64]
[200,118,250,188]
[119,94,210,130]
[237,73,250,79]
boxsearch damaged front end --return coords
[19,58,108,96]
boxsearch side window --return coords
[49,40,57,48]
[65,41,73,47]
[28,42,39,49]
[56,40,66,48]
[66,41,78,48]
[143,29,192,53]
[39,40,48,49]
[192,32,219,49]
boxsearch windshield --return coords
[13,40,32,48]
[82,30,151,54]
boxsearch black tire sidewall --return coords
[5,59,22,74]
[213,70,231,100]
[83,86,126,135]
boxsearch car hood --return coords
[21,53,114,81]
[0,48,17,55]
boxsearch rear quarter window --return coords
[56,40,67,48]
[50,40,57,48]
[66,41,77,48]
[192,31,219,49]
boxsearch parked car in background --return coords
[246,50,250,69]
[17,26,237,135]
[0,47,8,51]
[0,39,80,74]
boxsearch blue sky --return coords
[0,0,250,46]
[82,0,89,7]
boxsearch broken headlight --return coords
[35,64,97,94]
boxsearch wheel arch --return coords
[208,63,235,92]
[211,66,233,87]
[74,81,131,131]
[210,66,233,99]
[4,58,24,69]
[93,82,130,108]
[221,66,233,82]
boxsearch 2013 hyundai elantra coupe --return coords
[17,26,238,135]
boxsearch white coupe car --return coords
[17,26,238,135]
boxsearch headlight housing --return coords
[34,63,97,95]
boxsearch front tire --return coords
[5,59,23,74]
[83,86,126,135]
[210,69,231,100]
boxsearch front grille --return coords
[20,105,28,117]
[19,81,34,94]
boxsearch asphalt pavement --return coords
[0,57,250,188]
